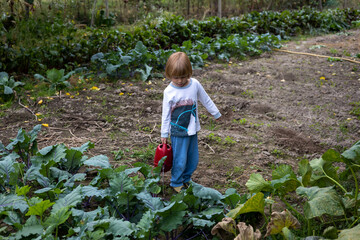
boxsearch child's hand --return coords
[161,137,167,145]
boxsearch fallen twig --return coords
[274,49,360,64]
[18,98,37,120]
[201,141,215,154]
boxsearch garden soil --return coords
[1,29,360,194]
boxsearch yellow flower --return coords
[122,83,125,85]
[35,113,41,116]
[128,93,132,96]
[42,124,49,127]
[70,95,75,99]
[205,64,209,67]
[86,96,92,100]
[66,92,71,96]
[119,92,124,96]
[147,81,152,85]
[38,118,42,122]
[145,89,148,92]
[162,78,165,81]
[320,76,325,80]
[90,86,100,91]
[129,83,133,86]
[347,118,352,121]
[38,99,43,104]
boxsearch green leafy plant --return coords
[0,72,24,102]
[243,141,360,238]
[34,68,75,92]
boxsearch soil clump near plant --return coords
[1,29,360,193]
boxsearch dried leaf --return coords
[235,222,261,240]
[211,217,236,240]
[265,209,300,237]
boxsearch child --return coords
[161,52,221,192]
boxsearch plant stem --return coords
[350,167,359,217]
[350,216,360,228]
[261,212,276,240]
[323,169,347,193]
[280,197,306,222]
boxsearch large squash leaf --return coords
[227,192,265,219]
[296,186,345,219]
[246,173,272,193]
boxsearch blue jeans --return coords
[170,134,199,187]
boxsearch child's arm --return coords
[197,83,221,119]
[161,93,171,143]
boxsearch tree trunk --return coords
[318,0,322,11]
[105,0,109,18]
[218,0,221,18]
[91,0,97,27]
[187,0,190,16]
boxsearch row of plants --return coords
[1,125,359,239]
[1,7,360,75]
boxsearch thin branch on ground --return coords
[274,49,360,64]
[18,98,38,121]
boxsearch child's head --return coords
[165,52,193,80]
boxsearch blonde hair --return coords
[165,52,193,79]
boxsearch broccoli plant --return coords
[0,72,24,102]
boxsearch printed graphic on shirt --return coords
[170,99,197,136]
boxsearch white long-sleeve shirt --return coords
[161,78,221,138]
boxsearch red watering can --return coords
[154,144,173,172]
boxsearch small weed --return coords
[131,142,157,162]
[0,101,13,111]
[249,122,264,128]
[339,122,349,135]
[269,86,273,90]
[312,105,323,112]
[309,45,326,50]
[349,102,360,119]
[309,121,322,132]
[327,57,342,62]
[233,118,247,125]
[224,136,236,145]
[271,149,285,158]
[138,124,152,133]
[330,48,338,54]
[343,50,351,57]
[207,133,222,144]
[112,148,130,161]
[206,118,218,131]
[241,90,254,98]
[104,115,116,123]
